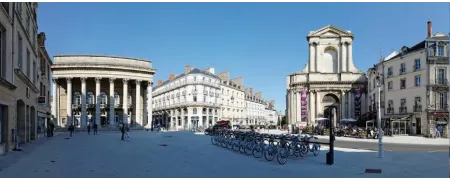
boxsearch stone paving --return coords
[0,130,447,178]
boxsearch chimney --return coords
[157,80,163,86]
[169,73,175,81]
[185,65,190,74]
[427,19,432,38]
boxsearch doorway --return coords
[416,118,421,135]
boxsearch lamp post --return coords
[375,72,383,158]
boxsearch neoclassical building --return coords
[286,25,367,128]
[245,88,268,126]
[152,65,221,130]
[217,72,245,126]
[51,55,156,129]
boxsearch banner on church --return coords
[354,89,361,120]
[301,89,308,122]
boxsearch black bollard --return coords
[326,106,335,165]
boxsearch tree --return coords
[281,116,288,126]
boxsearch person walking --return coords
[125,125,130,140]
[93,123,98,135]
[120,124,125,140]
[68,124,75,137]
[87,124,91,135]
[50,123,54,137]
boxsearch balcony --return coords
[427,56,449,64]
[413,105,422,112]
[100,104,106,109]
[386,107,394,114]
[72,104,81,110]
[399,107,407,114]
[202,111,207,115]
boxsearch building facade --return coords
[367,20,449,137]
[244,88,268,126]
[286,25,367,128]
[264,100,278,126]
[0,2,50,154]
[36,32,52,137]
[217,72,245,126]
[51,55,156,129]
[152,65,221,130]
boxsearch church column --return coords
[287,90,292,124]
[293,90,297,124]
[309,42,316,72]
[348,43,353,71]
[348,90,352,118]
[341,90,346,119]
[341,42,347,72]
[51,78,57,122]
[109,78,115,127]
[315,91,319,121]
[314,43,319,72]
[81,77,87,128]
[146,82,153,128]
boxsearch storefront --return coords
[382,115,412,136]
[37,111,50,138]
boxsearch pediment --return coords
[308,25,354,38]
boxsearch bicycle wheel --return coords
[221,140,227,148]
[312,144,320,156]
[233,141,240,151]
[264,146,276,161]
[299,144,308,157]
[245,144,253,156]
[227,140,233,149]
[276,148,288,165]
[239,143,246,154]
[211,137,216,145]
[252,145,263,158]
[288,143,295,156]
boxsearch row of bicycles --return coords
[210,130,321,165]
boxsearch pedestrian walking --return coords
[120,124,125,140]
[68,125,75,137]
[50,123,55,137]
[87,124,91,135]
[93,123,98,135]
[125,126,130,141]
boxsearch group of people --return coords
[66,122,131,141]
[67,123,99,137]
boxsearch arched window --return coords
[114,92,120,105]
[100,92,108,104]
[128,93,132,106]
[323,46,338,73]
[73,92,81,104]
[87,92,95,104]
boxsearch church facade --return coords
[286,25,368,128]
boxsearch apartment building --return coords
[0,2,51,154]
[367,20,449,137]
[152,65,221,130]
[217,72,245,126]
[244,88,268,126]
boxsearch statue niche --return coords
[321,46,338,73]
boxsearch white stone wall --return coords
[220,85,245,122]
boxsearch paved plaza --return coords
[0,131,448,178]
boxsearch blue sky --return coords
[38,2,450,113]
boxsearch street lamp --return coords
[375,72,383,158]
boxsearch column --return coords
[80,77,87,128]
[348,43,352,71]
[51,78,57,121]
[308,90,313,126]
[341,91,346,119]
[95,77,101,126]
[66,78,72,126]
[341,42,347,72]
[146,82,153,128]
[109,78,115,127]
[309,43,315,72]
[348,91,352,118]
[314,43,318,72]
[56,84,60,126]
[315,91,319,119]
[135,80,141,126]
[296,91,302,123]
[188,107,192,129]
[293,90,297,124]
[122,79,129,124]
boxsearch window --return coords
[87,92,94,104]
[400,63,406,74]
[193,96,197,102]
[414,97,421,106]
[438,69,446,84]
[400,98,406,107]
[193,108,197,114]
[26,49,30,77]
[387,67,393,77]
[439,93,447,110]
[100,92,107,104]
[400,79,406,89]
[415,75,420,87]
[414,59,420,71]
[388,81,393,90]
[193,76,196,81]
[26,14,30,33]
[18,34,22,69]
[73,92,81,105]
[437,46,444,56]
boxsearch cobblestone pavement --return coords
[0,131,447,178]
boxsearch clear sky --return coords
[38,2,450,113]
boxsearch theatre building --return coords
[51,55,156,129]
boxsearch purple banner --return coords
[354,89,361,120]
[301,89,308,122]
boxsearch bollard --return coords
[325,105,335,165]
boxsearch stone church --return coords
[286,25,368,128]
